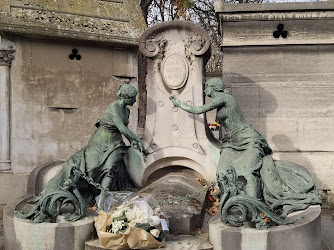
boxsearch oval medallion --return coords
[161,54,189,90]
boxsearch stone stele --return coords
[127,20,221,186]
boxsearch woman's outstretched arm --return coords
[169,95,224,115]
[110,105,143,145]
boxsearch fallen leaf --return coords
[208,186,217,196]
[196,178,207,186]
[89,206,97,211]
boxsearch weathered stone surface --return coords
[216,1,334,47]
[4,196,96,250]
[139,173,207,235]
[209,205,321,250]
[112,50,138,77]
[321,216,334,250]
[0,0,146,47]
[0,173,28,215]
[159,234,213,250]
[327,191,334,210]
[85,234,213,250]
[216,1,334,13]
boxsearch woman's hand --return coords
[169,95,182,107]
[137,140,145,151]
[131,140,149,157]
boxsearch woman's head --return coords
[205,78,225,92]
[204,78,225,97]
[117,84,137,99]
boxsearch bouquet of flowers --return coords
[95,194,168,249]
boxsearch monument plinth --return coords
[4,196,96,250]
[209,205,321,250]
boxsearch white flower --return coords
[153,207,161,214]
[110,220,126,234]
[109,199,163,232]
[125,206,139,221]
[125,205,149,226]
[110,202,131,220]
[150,229,160,238]
[110,209,125,219]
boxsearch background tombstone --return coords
[128,20,221,185]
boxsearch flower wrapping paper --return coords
[95,210,165,249]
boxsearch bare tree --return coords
[141,0,222,74]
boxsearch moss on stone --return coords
[0,0,146,47]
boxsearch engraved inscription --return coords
[161,54,188,90]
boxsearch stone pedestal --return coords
[209,205,321,250]
[4,196,96,250]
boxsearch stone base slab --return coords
[138,173,207,234]
[85,233,213,250]
[209,205,321,250]
[4,195,97,250]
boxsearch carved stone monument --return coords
[129,20,220,185]
[135,20,322,250]
[3,18,324,250]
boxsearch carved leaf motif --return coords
[0,50,15,66]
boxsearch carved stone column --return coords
[0,38,15,171]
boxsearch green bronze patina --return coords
[170,78,322,229]
[15,84,147,223]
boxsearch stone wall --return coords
[216,2,334,192]
[0,0,146,46]
[10,38,139,174]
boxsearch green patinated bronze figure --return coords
[15,84,147,223]
[170,78,321,229]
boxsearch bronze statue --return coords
[16,84,147,223]
[170,78,321,229]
